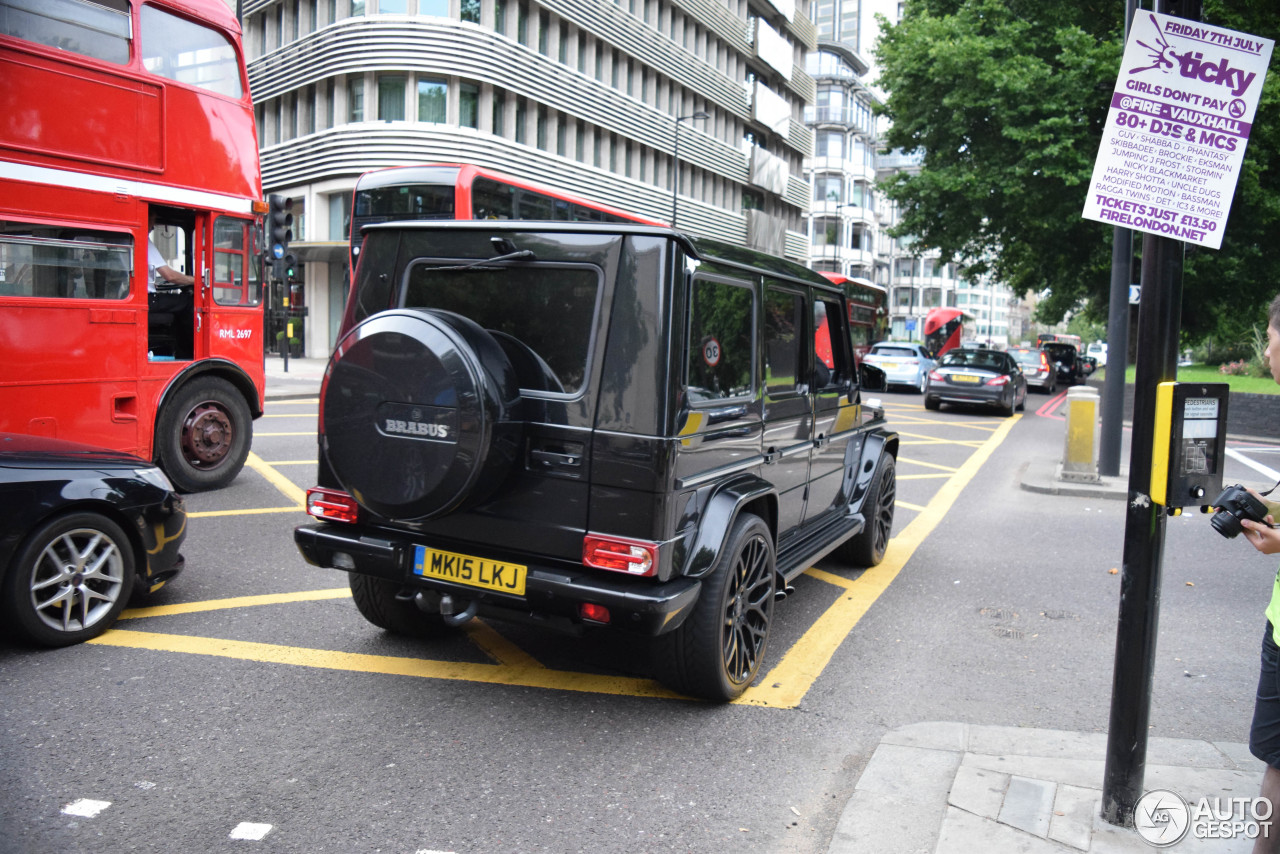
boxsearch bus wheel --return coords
[158,376,252,492]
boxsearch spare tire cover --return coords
[321,309,523,521]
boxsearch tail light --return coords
[985,375,1010,387]
[307,487,360,523]
[583,535,659,577]
[1040,353,1051,369]
[928,370,945,382]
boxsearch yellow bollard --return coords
[1061,386,1100,483]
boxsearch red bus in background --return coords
[819,273,888,360]
[348,163,666,274]
[924,307,968,357]
[0,0,266,492]
[1036,332,1083,352]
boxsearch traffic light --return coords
[266,194,293,279]
[283,252,297,281]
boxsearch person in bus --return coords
[147,216,195,358]
[1238,292,1280,853]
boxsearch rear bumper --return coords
[1025,372,1054,390]
[294,523,701,636]
[926,386,1009,408]
[865,364,922,385]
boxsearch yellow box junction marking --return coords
[188,452,307,519]
[91,417,1020,707]
[734,414,1020,707]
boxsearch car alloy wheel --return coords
[653,514,775,701]
[2,513,135,646]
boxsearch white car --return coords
[861,341,937,393]
[1087,342,1108,367]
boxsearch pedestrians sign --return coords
[1082,12,1273,250]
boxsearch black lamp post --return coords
[672,111,709,227]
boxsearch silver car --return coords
[861,342,936,393]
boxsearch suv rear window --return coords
[404,262,600,395]
[871,346,916,358]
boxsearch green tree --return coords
[875,0,1279,341]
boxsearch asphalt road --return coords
[2,391,1277,854]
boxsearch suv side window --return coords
[764,286,805,395]
[813,295,847,390]
[686,276,754,402]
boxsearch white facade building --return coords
[244,0,820,357]
[802,0,1012,349]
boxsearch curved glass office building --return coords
[242,0,817,356]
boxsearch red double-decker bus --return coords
[818,273,888,360]
[348,163,666,275]
[0,0,266,491]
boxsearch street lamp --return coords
[671,111,708,227]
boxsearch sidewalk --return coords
[263,354,326,401]
[828,398,1272,853]
[826,722,1261,853]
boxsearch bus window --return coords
[140,5,242,98]
[354,184,454,219]
[212,216,262,306]
[472,177,514,219]
[516,190,555,219]
[0,222,132,300]
[3,0,131,64]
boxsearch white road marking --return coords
[61,799,111,818]
[229,822,273,841]
[1226,447,1280,483]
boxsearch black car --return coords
[295,221,899,701]
[924,348,1028,416]
[1041,342,1085,386]
[0,433,187,646]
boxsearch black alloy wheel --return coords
[654,514,775,701]
[839,453,896,567]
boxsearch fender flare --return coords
[848,429,899,514]
[679,473,777,580]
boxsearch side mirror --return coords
[859,362,887,392]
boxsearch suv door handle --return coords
[705,404,748,424]
[763,447,781,464]
[531,449,581,467]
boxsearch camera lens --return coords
[1211,510,1244,538]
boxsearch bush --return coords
[1220,359,1251,376]
[1210,326,1270,377]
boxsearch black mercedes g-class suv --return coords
[295,221,898,701]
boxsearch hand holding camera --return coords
[1210,484,1276,538]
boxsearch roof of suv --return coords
[357,220,840,294]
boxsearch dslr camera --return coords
[1210,484,1273,538]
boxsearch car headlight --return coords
[135,466,177,492]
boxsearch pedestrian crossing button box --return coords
[1151,382,1229,507]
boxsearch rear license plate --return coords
[413,546,527,596]
[880,361,899,370]
[951,374,982,384]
